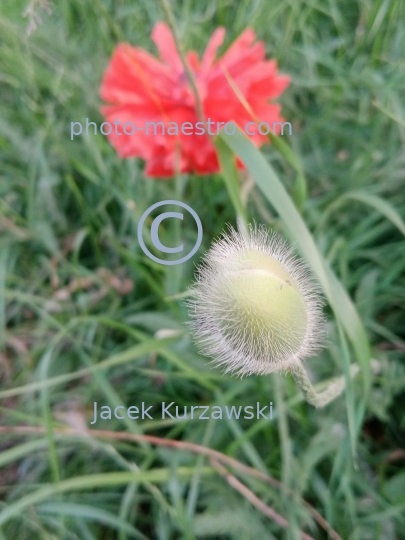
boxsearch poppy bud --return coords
[188,225,324,376]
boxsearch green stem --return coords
[292,363,360,408]
[160,0,205,125]
[215,136,248,226]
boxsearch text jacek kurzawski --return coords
[90,402,273,424]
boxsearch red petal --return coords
[151,22,183,74]
[187,51,200,70]
[200,27,225,77]
[100,44,177,107]
[217,28,256,64]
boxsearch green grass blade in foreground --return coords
[0,439,49,468]
[39,348,61,483]
[0,336,178,400]
[0,468,214,527]
[345,192,405,237]
[37,502,149,540]
[318,191,405,238]
[337,321,357,462]
[218,131,371,394]
[268,133,308,210]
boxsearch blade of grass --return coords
[0,336,178,400]
[39,348,60,483]
[37,502,148,540]
[345,192,405,237]
[0,468,215,528]
[268,133,308,210]
[0,439,49,468]
[317,191,405,238]
[186,418,215,520]
[119,483,139,540]
[216,136,248,224]
[336,321,357,464]
[0,248,9,349]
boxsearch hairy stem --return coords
[160,0,205,125]
[292,362,360,408]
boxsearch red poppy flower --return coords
[100,23,290,177]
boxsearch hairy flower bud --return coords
[188,226,324,376]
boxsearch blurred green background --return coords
[1,0,405,538]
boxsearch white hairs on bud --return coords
[187,225,325,376]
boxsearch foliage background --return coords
[0,0,405,538]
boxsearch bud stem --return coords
[292,363,360,408]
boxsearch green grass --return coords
[1,0,405,539]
